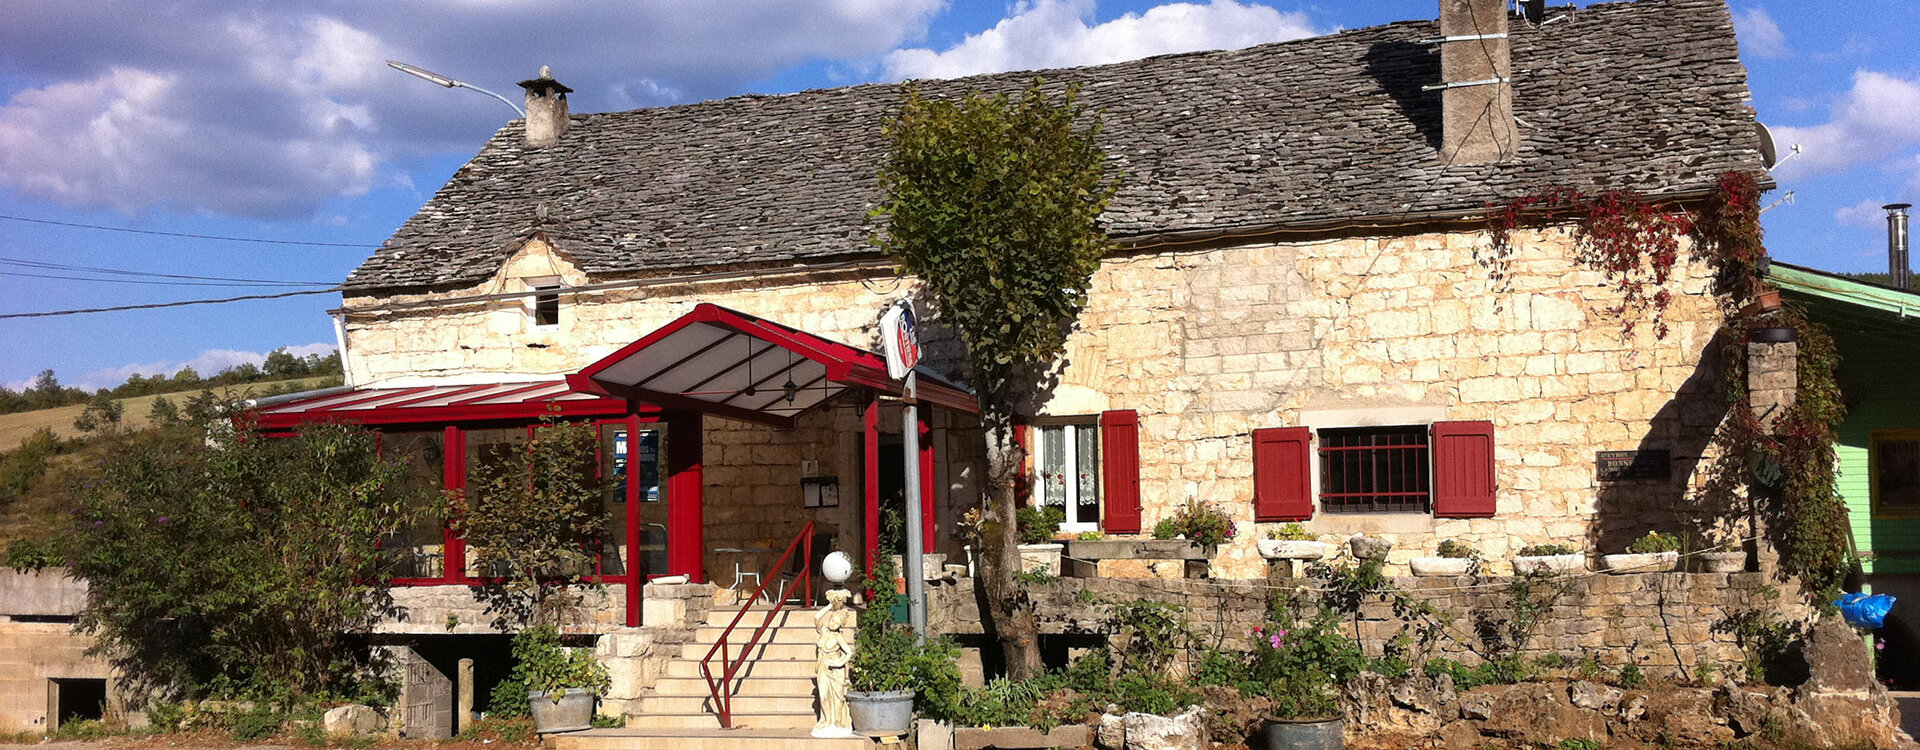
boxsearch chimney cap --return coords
[518,65,574,95]
[1886,203,1913,212]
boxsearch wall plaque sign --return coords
[1596,449,1671,481]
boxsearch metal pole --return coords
[903,371,927,639]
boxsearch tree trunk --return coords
[979,423,1043,679]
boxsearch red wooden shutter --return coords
[1011,421,1032,505]
[1432,420,1497,518]
[1099,410,1142,534]
[1253,427,1313,521]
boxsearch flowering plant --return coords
[1248,608,1362,720]
[1151,501,1236,551]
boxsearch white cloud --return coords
[1770,70,1920,181]
[883,0,1321,81]
[0,1,947,218]
[1732,6,1790,60]
[63,343,337,391]
[1835,198,1894,229]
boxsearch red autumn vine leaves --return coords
[1485,184,1701,340]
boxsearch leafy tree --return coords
[0,428,60,505]
[172,366,200,384]
[262,348,306,378]
[449,411,608,629]
[183,389,226,424]
[64,419,429,702]
[72,393,124,433]
[872,80,1118,677]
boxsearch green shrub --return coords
[1266,523,1316,541]
[5,537,63,572]
[1436,540,1478,559]
[487,676,529,719]
[1517,543,1579,557]
[1628,531,1681,554]
[1016,505,1065,545]
[226,706,284,741]
[53,719,112,739]
[145,701,187,732]
[512,626,609,701]
[1616,663,1647,689]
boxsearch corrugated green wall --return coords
[1833,326,1920,573]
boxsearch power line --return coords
[0,288,340,319]
[0,214,379,248]
[0,271,333,288]
[0,256,336,286]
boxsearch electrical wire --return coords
[0,213,378,248]
[0,256,335,286]
[0,271,333,288]
[0,288,340,319]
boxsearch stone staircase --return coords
[550,605,867,750]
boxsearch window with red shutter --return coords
[1431,420,1497,518]
[1253,426,1313,521]
[1099,410,1141,534]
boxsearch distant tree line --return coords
[0,348,341,416]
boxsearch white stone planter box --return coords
[1513,553,1586,575]
[1698,550,1745,573]
[1257,539,1332,560]
[1017,543,1063,576]
[1602,551,1679,573]
[1410,557,1474,576]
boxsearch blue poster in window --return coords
[612,430,628,501]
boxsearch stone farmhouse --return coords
[0,0,1783,737]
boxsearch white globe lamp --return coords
[822,551,854,584]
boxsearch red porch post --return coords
[919,411,935,553]
[625,414,643,627]
[864,398,880,576]
[443,425,467,583]
[667,411,706,583]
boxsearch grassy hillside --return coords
[0,375,340,452]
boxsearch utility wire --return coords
[0,256,335,286]
[0,288,340,319]
[0,271,333,288]
[0,213,378,248]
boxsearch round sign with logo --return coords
[880,302,920,380]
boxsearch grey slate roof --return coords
[345,0,1766,294]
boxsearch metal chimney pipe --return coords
[1889,203,1912,290]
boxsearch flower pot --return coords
[1255,717,1343,750]
[1017,543,1063,576]
[1410,557,1473,576]
[1513,553,1586,575]
[526,688,594,734]
[1699,550,1746,573]
[1258,540,1331,561]
[848,689,915,736]
[1602,551,1679,573]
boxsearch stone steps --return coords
[651,675,815,697]
[550,726,865,750]
[631,603,825,731]
[624,710,819,730]
[633,693,817,715]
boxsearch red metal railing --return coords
[699,521,815,729]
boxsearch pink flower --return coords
[1270,635,1282,648]
[1277,629,1288,638]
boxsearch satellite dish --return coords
[1755,122,1778,169]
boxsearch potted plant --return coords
[1512,543,1585,574]
[512,625,609,734]
[1603,531,1681,573]
[1249,611,1353,750]
[1015,505,1065,575]
[847,558,958,736]
[1151,500,1237,552]
[1410,539,1478,577]
[1697,536,1746,573]
[1257,523,1332,561]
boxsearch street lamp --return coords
[385,60,525,118]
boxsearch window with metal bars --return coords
[1318,425,1431,513]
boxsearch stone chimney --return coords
[1436,0,1518,164]
[517,66,573,148]
[1747,327,1798,427]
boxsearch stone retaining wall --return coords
[929,571,1811,676]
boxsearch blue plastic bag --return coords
[1834,593,1896,629]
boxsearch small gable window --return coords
[526,276,562,328]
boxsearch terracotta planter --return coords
[1602,551,1679,573]
[1017,543,1062,576]
[1513,553,1586,575]
[1258,540,1332,560]
[1698,550,1746,573]
[1410,557,1473,576]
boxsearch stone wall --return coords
[343,225,1733,579]
[929,571,1809,677]
[0,570,117,734]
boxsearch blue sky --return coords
[1,1,1915,391]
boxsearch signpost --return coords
[879,302,927,637]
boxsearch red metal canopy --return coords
[251,378,638,429]
[568,303,976,426]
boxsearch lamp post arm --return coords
[454,81,526,118]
